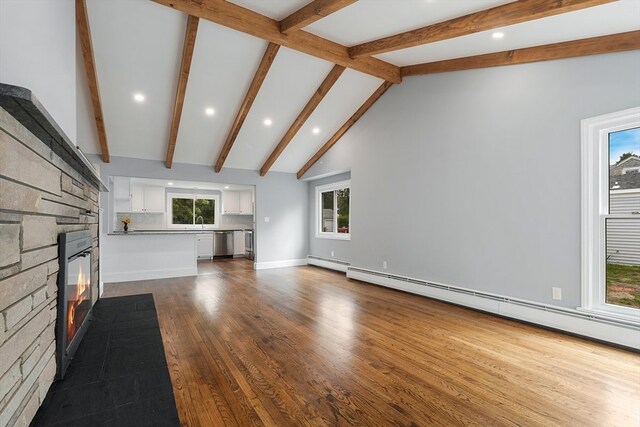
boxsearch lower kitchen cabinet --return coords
[197,234,213,259]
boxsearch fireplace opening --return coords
[57,231,94,379]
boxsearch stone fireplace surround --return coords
[0,84,105,427]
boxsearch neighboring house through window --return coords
[316,180,350,240]
[168,193,219,228]
[581,108,639,318]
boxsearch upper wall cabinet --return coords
[223,190,253,215]
[113,176,131,212]
[131,183,165,213]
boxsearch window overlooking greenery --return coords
[582,108,639,318]
[316,180,350,240]
[169,193,218,228]
[336,188,350,234]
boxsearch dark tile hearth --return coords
[31,294,179,427]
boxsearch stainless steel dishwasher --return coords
[213,231,234,257]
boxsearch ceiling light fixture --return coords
[205,107,215,116]
[168,182,174,186]
[492,32,504,39]
[312,127,320,135]
[263,118,273,127]
[224,186,230,189]
[133,92,145,103]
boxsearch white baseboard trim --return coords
[307,255,350,272]
[347,266,640,350]
[103,267,198,283]
[254,259,308,270]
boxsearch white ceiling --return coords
[78,0,640,174]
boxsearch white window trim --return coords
[580,106,640,321]
[167,192,220,229]
[315,180,351,240]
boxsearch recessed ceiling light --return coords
[133,92,145,103]
[205,107,215,116]
[312,127,320,135]
[224,186,229,189]
[492,32,504,39]
[263,118,272,127]
[168,182,174,186]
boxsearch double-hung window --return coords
[167,193,219,229]
[316,180,350,240]
[581,107,639,318]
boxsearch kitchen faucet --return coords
[196,216,204,229]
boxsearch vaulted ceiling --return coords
[77,0,640,177]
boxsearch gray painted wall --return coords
[0,0,77,142]
[308,172,351,261]
[302,51,640,308]
[92,156,308,263]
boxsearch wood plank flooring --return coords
[103,259,640,426]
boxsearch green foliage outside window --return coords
[172,198,193,224]
[336,189,349,232]
[172,196,216,225]
[195,199,215,224]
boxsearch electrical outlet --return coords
[331,251,334,257]
[552,287,562,300]
[264,217,270,223]
[382,261,388,270]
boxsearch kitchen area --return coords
[101,176,256,283]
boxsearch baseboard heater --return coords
[308,255,350,272]
[347,266,639,349]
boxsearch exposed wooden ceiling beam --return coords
[214,43,280,173]
[349,0,615,59]
[151,0,401,83]
[260,65,345,176]
[76,0,110,163]
[166,15,199,168]
[297,81,393,179]
[280,0,357,34]
[402,31,640,77]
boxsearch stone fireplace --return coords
[0,84,105,426]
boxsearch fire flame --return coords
[67,264,89,344]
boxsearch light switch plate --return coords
[264,217,270,223]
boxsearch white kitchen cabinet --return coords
[222,191,240,214]
[143,186,165,212]
[233,231,245,256]
[113,177,131,199]
[113,177,131,212]
[223,190,253,215]
[197,234,213,259]
[131,184,165,213]
[239,191,253,215]
[131,184,144,212]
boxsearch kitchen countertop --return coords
[108,228,253,236]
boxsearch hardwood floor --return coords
[103,259,640,426]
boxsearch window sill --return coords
[315,233,351,241]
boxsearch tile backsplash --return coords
[115,213,253,231]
